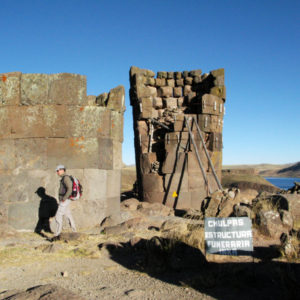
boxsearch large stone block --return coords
[106,170,121,198]
[167,72,174,79]
[207,132,223,151]
[139,135,149,153]
[47,137,102,169]
[207,173,220,193]
[190,188,207,209]
[8,201,40,230]
[0,72,21,106]
[137,120,148,136]
[140,152,157,174]
[189,69,202,77]
[21,73,49,105]
[162,151,187,174]
[185,77,193,85]
[98,138,114,169]
[173,87,182,97]
[209,150,222,177]
[210,86,226,100]
[0,169,58,204]
[187,151,209,174]
[0,107,11,139]
[96,92,108,106]
[164,172,188,193]
[113,140,122,170]
[10,106,49,138]
[106,196,121,219]
[164,131,193,153]
[198,115,223,133]
[167,79,175,87]
[188,172,206,190]
[201,94,224,115]
[143,191,165,204]
[111,111,123,142]
[95,109,112,139]
[142,173,164,192]
[153,97,163,109]
[183,85,192,96]
[157,71,167,79]
[164,190,191,209]
[82,169,107,200]
[130,66,155,78]
[48,73,87,105]
[42,105,71,137]
[0,139,15,169]
[136,84,157,99]
[107,85,125,112]
[3,105,111,139]
[15,138,47,169]
[155,78,166,87]
[140,97,154,119]
[173,119,187,132]
[176,79,184,86]
[70,106,112,139]
[71,198,107,229]
[210,68,224,78]
[175,72,182,79]
[163,97,177,109]
[145,77,155,86]
[157,86,173,98]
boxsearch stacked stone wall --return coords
[0,72,125,230]
[130,66,225,209]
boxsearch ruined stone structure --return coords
[0,72,125,230]
[130,66,225,209]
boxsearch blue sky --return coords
[1,0,299,165]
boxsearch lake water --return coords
[264,177,300,190]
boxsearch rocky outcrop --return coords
[0,72,125,231]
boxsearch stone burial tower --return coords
[0,72,125,231]
[130,66,225,209]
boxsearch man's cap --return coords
[56,165,65,171]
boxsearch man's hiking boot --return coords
[49,235,60,242]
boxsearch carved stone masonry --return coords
[130,66,226,210]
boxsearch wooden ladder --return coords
[184,116,222,195]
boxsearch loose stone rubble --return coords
[0,72,125,231]
[129,66,225,209]
[280,181,300,194]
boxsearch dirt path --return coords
[1,231,299,300]
[0,233,212,300]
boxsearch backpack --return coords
[61,175,83,200]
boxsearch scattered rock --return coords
[124,289,145,297]
[137,202,174,217]
[233,204,252,218]
[279,210,294,231]
[0,284,86,300]
[256,210,288,240]
[121,198,141,210]
[160,216,189,232]
[61,271,68,277]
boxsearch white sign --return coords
[205,217,253,256]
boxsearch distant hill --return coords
[261,161,300,177]
[223,162,300,178]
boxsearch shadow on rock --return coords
[34,187,58,235]
[99,237,300,300]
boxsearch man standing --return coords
[51,165,76,241]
